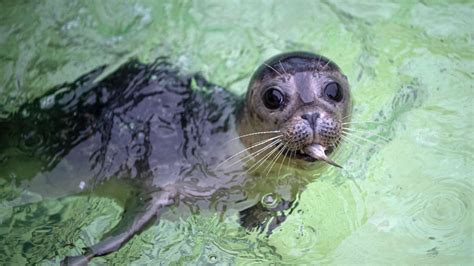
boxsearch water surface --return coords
[0,1,473,264]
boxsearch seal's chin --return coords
[294,149,318,162]
[278,145,320,162]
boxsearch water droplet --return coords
[208,254,217,263]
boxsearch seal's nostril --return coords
[301,113,320,128]
[301,113,319,120]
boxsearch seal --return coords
[237,52,351,170]
[0,52,351,264]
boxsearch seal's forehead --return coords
[293,72,315,104]
[249,52,340,86]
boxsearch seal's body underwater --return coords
[0,52,351,263]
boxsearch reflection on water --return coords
[0,0,472,265]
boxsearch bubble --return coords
[207,254,218,263]
[261,193,280,209]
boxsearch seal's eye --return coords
[324,82,343,102]
[262,87,284,110]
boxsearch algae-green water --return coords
[0,1,473,264]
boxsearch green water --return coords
[0,0,473,264]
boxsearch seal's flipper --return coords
[62,190,176,265]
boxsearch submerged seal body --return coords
[0,52,351,263]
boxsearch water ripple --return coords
[273,220,320,257]
[103,214,281,265]
[402,178,472,248]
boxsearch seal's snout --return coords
[301,112,319,129]
[280,118,312,151]
[317,119,342,147]
[281,112,341,149]
[279,112,342,166]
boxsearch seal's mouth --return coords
[279,144,342,168]
[281,148,317,162]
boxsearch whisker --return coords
[342,131,384,146]
[287,149,295,170]
[224,139,281,170]
[279,60,288,75]
[247,144,281,174]
[340,134,363,148]
[247,142,282,174]
[261,144,282,177]
[242,139,280,163]
[264,63,283,77]
[246,152,270,174]
[323,58,332,70]
[342,121,385,125]
[215,135,281,169]
[341,113,353,120]
[342,127,390,142]
[278,147,289,177]
[264,143,285,177]
[223,130,280,145]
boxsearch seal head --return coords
[237,51,351,168]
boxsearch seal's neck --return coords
[235,103,256,149]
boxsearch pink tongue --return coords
[303,144,342,168]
